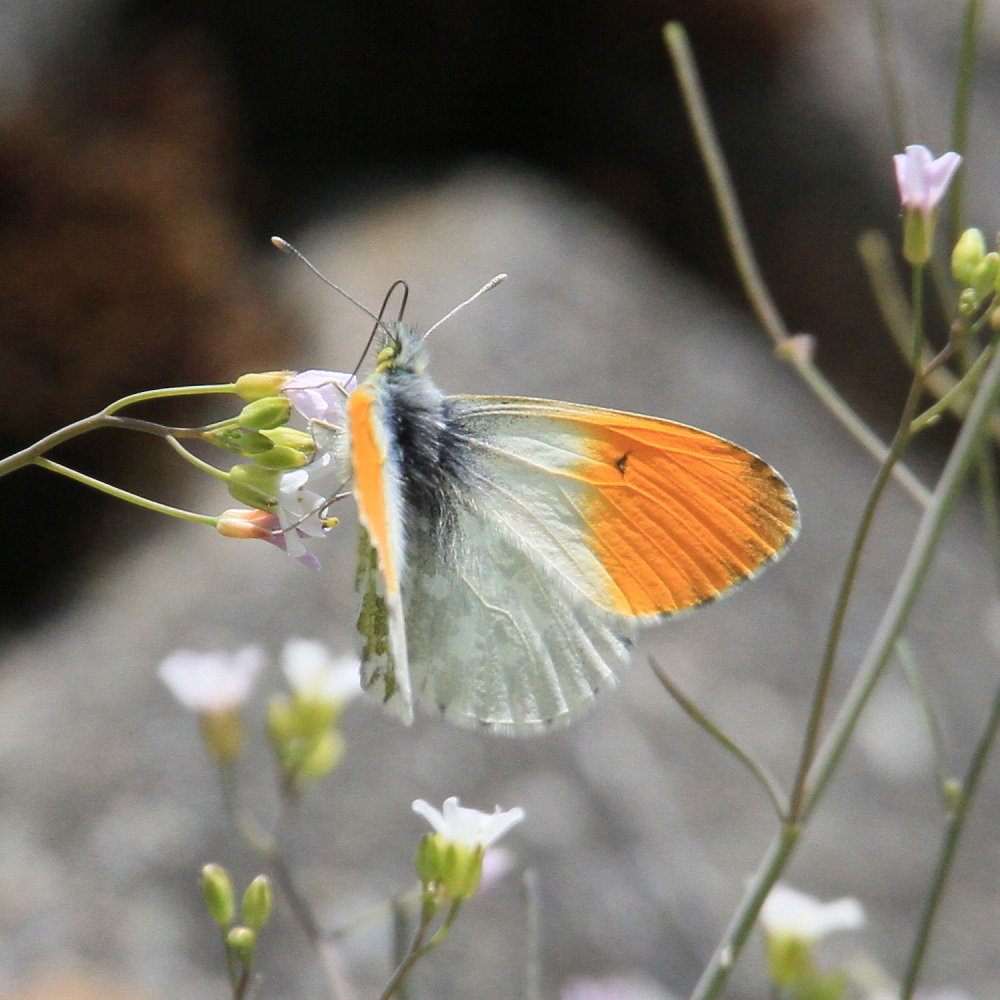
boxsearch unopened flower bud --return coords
[239,396,292,430]
[225,925,257,966]
[968,253,999,302]
[228,464,282,509]
[200,709,244,763]
[415,833,442,886]
[216,508,276,540]
[235,371,293,401]
[201,863,235,928]
[262,427,316,455]
[252,445,308,470]
[952,228,986,285]
[212,428,275,455]
[298,729,343,779]
[241,875,273,931]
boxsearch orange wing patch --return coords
[576,415,797,616]
[348,385,400,596]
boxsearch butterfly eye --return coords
[376,345,397,371]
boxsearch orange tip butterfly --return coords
[275,239,799,736]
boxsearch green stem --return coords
[688,823,800,1000]
[663,21,930,509]
[690,339,1000,999]
[165,435,232,481]
[910,335,996,434]
[522,869,542,1000]
[103,381,238,415]
[899,667,1000,999]
[787,266,927,822]
[949,0,981,239]
[894,639,951,805]
[866,0,909,150]
[377,905,438,1000]
[650,657,787,817]
[804,327,1000,816]
[33,457,218,526]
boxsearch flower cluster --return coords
[216,368,357,568]
[159,639,361,781]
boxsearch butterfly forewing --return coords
[448,397,798,617]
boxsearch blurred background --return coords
[1,2,999,999]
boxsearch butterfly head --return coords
[373,323,429,378]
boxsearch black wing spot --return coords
[615,451,632,477]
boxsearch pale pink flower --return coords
[893,145,962,216]
[281,369,357,422]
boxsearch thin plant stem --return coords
[391,895,412,1000]
[910,335,997,434]
[787,265,928,822]
[689,335,1000,1000]
[899,669,1000,999]
[687,823,799,1000]
[650,657,787,817]
[973,439,1000,590]
[894,639,951,805]
[866,0,909,150]
[103,381,238,415]
[165,434,232,480]
[663,21,930,508]
[804,332,1000,816]
[948,0,981,239]
[521,869,542,1000]
[33,457,218,526]
[377,900,462,1000]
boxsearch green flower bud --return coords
[225,925,257,967]
[241,875,273,931]
[211,428,276,455]
[969,252,999,301]
[414,833,484,900]
[267,694,342,785]
[297,729,343,779]
[199,709,244,763]
[441,840,485,900]
[235,371,292,401]
[201,863,235,928]
[902,209,933,266]
[943,776,963,809]
[766,932,814,988]
[952,228,986,284]
[252,445,308,470]
[262,427,316,455]
[415,833,442,886]
[239,396,292,430]
[228,464,282,509]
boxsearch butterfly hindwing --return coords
[403,504,635,733]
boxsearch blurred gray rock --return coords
[0,168,996,1000]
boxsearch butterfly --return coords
[277,248,799,736]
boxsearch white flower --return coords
[158,647,265,713]
[761,883,865,942]
[893,145,962,216]
[560,974,678,1000]
[281,369,358,422]
[281,639,361,703]
[412,796,525,849]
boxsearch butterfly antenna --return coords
[348,279,410,381]
[271,236,388,329]
[423,273,507,340]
